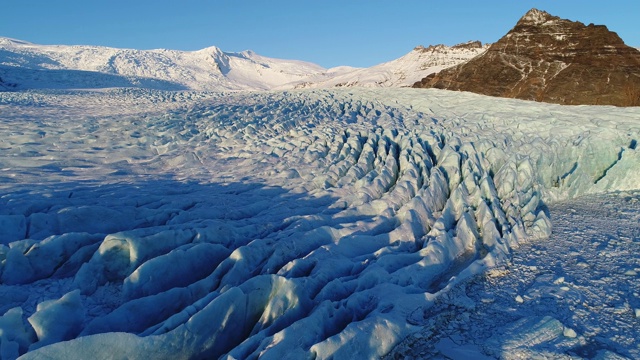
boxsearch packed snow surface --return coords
[0,88,638,359]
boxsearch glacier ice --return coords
[0,88,638,359]
[27,290,84,350]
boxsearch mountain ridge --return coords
[287,41,489,89]
[0,36,486,92]
[413,8,640,106]
[0,37,326,91]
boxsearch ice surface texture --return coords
[0,88,638,359]
[386,190,640,359]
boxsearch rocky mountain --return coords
[288,41,488,89]
[413,9,640,107]
[0,37,327,91]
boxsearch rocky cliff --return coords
[413,9,640,106]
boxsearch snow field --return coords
[0,88,638,359]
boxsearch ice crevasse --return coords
[0,88,638,359]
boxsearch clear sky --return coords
[2,1,638,68]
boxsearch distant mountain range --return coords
[0,36,486,92]
[0,37,326,91]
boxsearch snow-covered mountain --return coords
[0,37,327,91]
[289,41,489,89]
[0,37,487,91]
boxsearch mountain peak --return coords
[516,8,558,27]
[0,37,33,46]
[0,37,328,91]
[414,8,640,106]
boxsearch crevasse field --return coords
[0,88,639,359]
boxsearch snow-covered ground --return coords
[0,88,638,359]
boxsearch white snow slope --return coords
[288,43,489,89]
[0,88,638,360]
[0,37,326,91]
[0,37,486,91]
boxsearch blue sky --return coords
[2,1,638,68]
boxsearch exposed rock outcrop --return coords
[414,41,484,54]
[451,41,483,50]
[413,8,640,106]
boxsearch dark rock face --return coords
[414,41,484,53]
[413,9,640,106]
[451,41,483,50]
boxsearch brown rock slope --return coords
[413,8,640,106]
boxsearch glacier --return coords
[0,88,638,359]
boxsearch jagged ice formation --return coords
[0,88,638,359]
